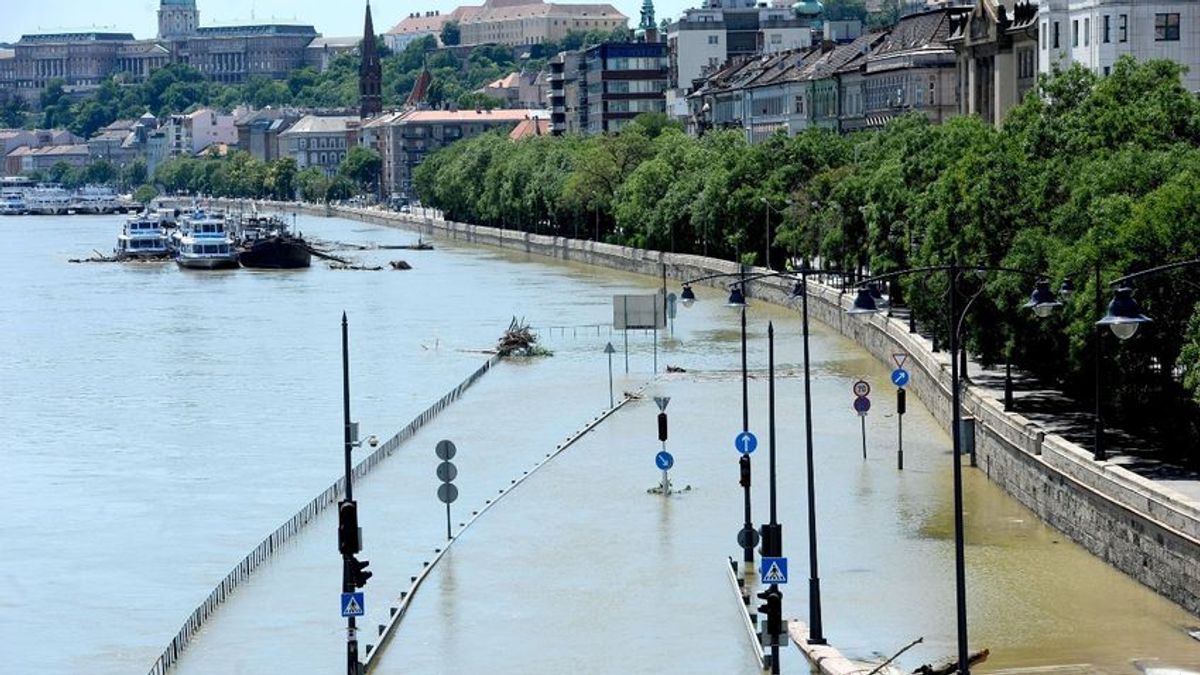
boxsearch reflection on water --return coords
[0,214,1196,675]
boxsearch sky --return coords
[3,0,685,44]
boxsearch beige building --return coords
[384,108,548,196]
[386,0,626,48]
[946,0,1039,126]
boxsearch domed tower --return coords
[159,0,199,41]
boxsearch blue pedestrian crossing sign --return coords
[760,557,788,584]
[891,368,910,387]
[735,431,758,455]
[341,592,365,617]
[655,450,674,470]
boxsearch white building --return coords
[667,4,812,96]
[278,115,360,176]
[1038,0,1200,91]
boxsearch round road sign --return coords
[735,431,758,455]
[890,368,910,387]
[737,525,761,549]
[655,450,674,471]
[853,396,872,415]
[436,460,458,483]
[435,439,457,461]
[852,380,871,397]
[437,483,459,504]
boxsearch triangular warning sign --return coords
[763,562,785,583]
[344,596,362,614]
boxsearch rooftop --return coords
[396,109,550,124]
[279,115,360,135]
[18,32,135,44]
[194,24,318,38]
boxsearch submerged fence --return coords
[146,354,502,675]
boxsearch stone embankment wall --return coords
[210,200,1200,616]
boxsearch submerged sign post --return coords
[613,293,666,374]
[852,380,871,460]
[893,353,909,471]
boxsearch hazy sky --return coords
[3,0,680,44]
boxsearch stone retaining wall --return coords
[204,200,1200,616]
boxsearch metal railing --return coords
[145,354,502,675]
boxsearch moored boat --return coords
[174,211,238,270]
[115,211,171,260]
[237,214,311,269]
[0,188,27,215]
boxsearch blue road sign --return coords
[735,431,758,455]
[853,396,871,415]
[655,450,674,471]
[891,368,910,387]
[341,592,365,617]
[760,557,788,584]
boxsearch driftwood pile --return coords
[497,317,547,357]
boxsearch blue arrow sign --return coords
[760,556,788,584]
[891,368,910,387]
[341,592,364,617]
[735,431,758,455]
[655,450,674,471]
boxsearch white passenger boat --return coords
[72,185,122,214]
[0,189,26,215]
[115,211,171,260]
[174,211,238,270]
[26,185,71,215]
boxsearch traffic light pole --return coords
[341,313,359,675]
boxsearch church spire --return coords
[359,1,383,118]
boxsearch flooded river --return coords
[1,213,1196,674]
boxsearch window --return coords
[770,33,782,44]
[1103,15,1110,43]
[1053,21,1060,49]
[1155,13,1180,41]
[1119,14,1127,42]
[1084,18,1089,45]
[1041,21,1047,48]
[707,34,719,45]
[1103,65,1110,76]
[1072,20,1078,47]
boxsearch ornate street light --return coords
[1096,286,1152,340]
[1024,279,1063,318]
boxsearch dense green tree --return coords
[338,146,382,193]
[440,21,461,46]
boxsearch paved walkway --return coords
[889,306,1200,504]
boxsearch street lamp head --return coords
[1096,286,1152,340]
[1058,278,1075,303]
[727,285,748,307]
[1024,279,1062,318]
[680,284,696,308]
[847,287,879,316]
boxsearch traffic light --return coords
[657,413,668,442]
[739,455,751,488]
[897,387,906,415]
[758,523,781,558]
[345,555,372,589]
[338,500,361,555]
[756,588,782,637]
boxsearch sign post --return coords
[852,380,871,460]
[892,353,909,470]
[604,342,616,408]
[613,294,666,375]
[654,396,671,495]
[435,440,459,540]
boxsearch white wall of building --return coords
[673,27,728,91]
[1039,0,1200,92]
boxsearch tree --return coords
[440,21,461,46]
[338,146,383,194]
[122,158,148,190]
[0,91,28,128]
[133,184,160,204]
[265,158,299,201]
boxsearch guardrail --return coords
[145,354,502,675]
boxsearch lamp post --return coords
[849,265,1060,675]
[1088,259,1196,460]
[682,266,855,644]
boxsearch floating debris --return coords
[497,317,551,357]
[389,260,412,270]
[666,365,687,373]
[328,263,384,271]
